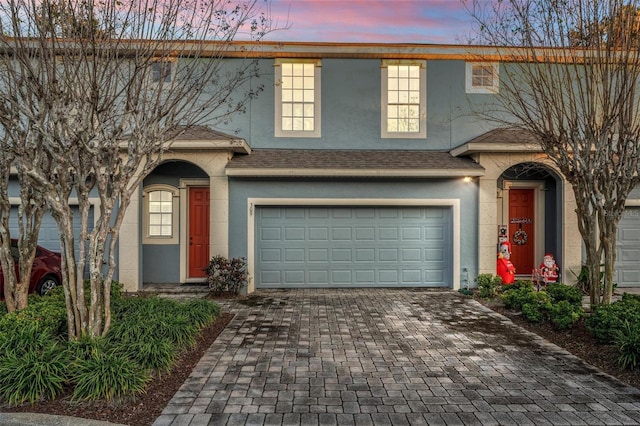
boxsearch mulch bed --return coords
[482,299,640,390]
[1,312,234,426]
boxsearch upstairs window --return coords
[151,59,175,84]
[275,59,321,138]
[381,60,426,139]
[466,62,499,93]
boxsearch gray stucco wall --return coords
[228,177,479,285]
[216,58,501,151]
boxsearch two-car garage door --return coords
[255,206,452,288]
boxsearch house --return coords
[10,42,640,291]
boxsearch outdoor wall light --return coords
[463,176,473,183]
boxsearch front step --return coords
[139,283,210,299]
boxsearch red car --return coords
[0,240,62,297]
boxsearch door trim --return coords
[179,179,210,283]
[502,181,545,274]
[246,198,461,293]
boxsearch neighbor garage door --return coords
[255,206,452,288]
[9,206,93,253]
[617,207,640,288]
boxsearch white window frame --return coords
[466,62,499,94]
[142,184,179,244]
[381,60,427,139]
[274,58,322,138]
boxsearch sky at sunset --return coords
[263,0,474,44]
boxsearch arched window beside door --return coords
[143,185,179,244]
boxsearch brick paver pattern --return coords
[155,289,640,425]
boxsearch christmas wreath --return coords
[513,229,528,245]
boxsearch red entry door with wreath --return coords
[508,188,535,274]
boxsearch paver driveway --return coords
[155,289,640,425]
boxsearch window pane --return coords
[282,117,292,130]
[303,89,314,103]
[304,117,314,131]
[304,104,314,117]
[304,76,314,89]
[282,103,292,116]
[388,66,398,78]
[387,119,397,132]
[282,89,292,102]
[293,117,304,130]
[303,63,314,75]
[292,63,304,76]
[282,63,292,75]
[408,119,420,132]
[293,103,304,117]
[149,214,161,225]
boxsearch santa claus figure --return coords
[496,241,516,284]
[540,253,559,284]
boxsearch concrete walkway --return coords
[155,289,640,425]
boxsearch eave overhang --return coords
[225,149,485,178]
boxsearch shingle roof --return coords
[464,128,541,145]
[166,125,240,141]
[225,149,484,178]
[450,128,543,157]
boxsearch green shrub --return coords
[154,315,198,348]
[71,352,150,401]
[522,302,547,323]
[501,283,537,310]
[181,299,221,328]
[586,296,640,342]
[614,321,640,370]
[546,283,583,308]
[120,339,177,373]
[66,336,108,361]
[206,255,248,294]
[550,300,583,330]
[476,274,502,298]
[0,297,67,338]
[0,320,58,357]
[0,343,69,405]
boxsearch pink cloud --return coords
[264,0,473,44]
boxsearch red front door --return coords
[508,188,535,274]
[188,187,210,278]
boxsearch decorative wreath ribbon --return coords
[513,224,528,245]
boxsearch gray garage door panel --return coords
[256,206,452,288]
[9,207,92,253]
[617,207,640,287]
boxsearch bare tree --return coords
[0,126,48,312]
[466,0,640,305]
[0,0,275,338]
